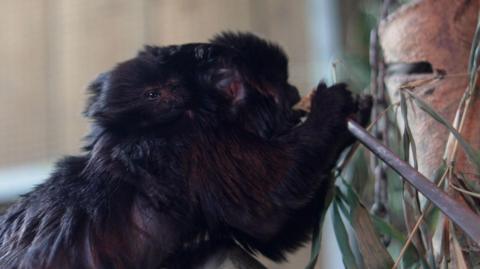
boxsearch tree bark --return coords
[379,0,480,266]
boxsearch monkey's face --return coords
[85,46,199,131]
[103,67,191,128]
[85,43,300,136]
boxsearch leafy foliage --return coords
[306,2,480,269]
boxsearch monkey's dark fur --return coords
[0,32,371,269]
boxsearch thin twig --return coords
[450,183,480,199]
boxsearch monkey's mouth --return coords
[158,108,185,121]
[151,104,193,125]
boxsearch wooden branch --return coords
[347,119,480,245]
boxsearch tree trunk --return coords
[379,0,480,267]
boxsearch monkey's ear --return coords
[84,72,110,118]
[209,67,248,104]
[211,32,289,82]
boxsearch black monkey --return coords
[0,32,371,269]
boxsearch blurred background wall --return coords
[0,0,374,268]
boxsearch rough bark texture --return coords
[379,0,480,266]
[380,0,480,179]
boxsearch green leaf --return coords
[406,91,480,171]
[425,207,442,234]
[468,11,480,91]
[400,93,430,263]
[400,92,418,169]
[351,203,395,269]
[371,215,429,269]
[332,201,359,269]
[338,181,395,268]
[335,191,352,217]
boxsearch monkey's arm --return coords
[191,83,370,260]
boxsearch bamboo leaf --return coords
[425,207,442,236]
[348,120,480,254]
[452,230,469,269]
[351,203,395,269]
[400,93,418,168]
[371,215,428,269]
[400,93,429,261]
[406,91,480,170]
[468,11,480,91]
[335,191,352,217]
[332,201,359,269]
[338,181,395,268]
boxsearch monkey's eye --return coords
[145,90,160,100]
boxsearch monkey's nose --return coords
[159,91,187,109]
[160,90,178,104]
[160,91,176,102]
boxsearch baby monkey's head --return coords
[85,32,301,137]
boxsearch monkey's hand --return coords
[296,83,371,124]
[299,83,372,148]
